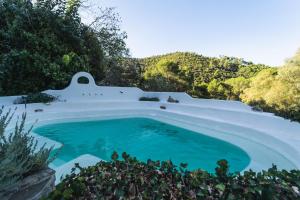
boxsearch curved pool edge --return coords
[24,107,298,168]
[3,102,300,184]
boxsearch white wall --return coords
[41,72,252,112]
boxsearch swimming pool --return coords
[2,71,299,185]
[34,117,250,172]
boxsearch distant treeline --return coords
[117,52,299,122]
[0,0,299,122]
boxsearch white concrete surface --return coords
[51,154,103,185]
[1,72,300,184]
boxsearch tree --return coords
[241,49,300,121]
[274,50,300,113]
[88,7,129,61]
[207,79,232,100]
[237,64,268,78]
[225,77,250,100]
[143,59,188,91]
[102,58,142,87]
[241,68,278,104]
[139,52,267,97]
[0,0,127,95]
[120,58,142,87]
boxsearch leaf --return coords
[111,151,119,161]
[216,183,226,192]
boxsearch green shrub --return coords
[139,97,160,102]
[249,100,265,112]
[45,152,300,200]
[13,93,57,104]
[249,100,300,122]
[0,107,53,193]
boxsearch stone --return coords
[1,168,55,200]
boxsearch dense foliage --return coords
[139,52,267,96]
[14,92,57,104]
[0,107,53,196]
[134,51,300,122]
[242,51,300,122]
[45,152,300,200]
[0,0,127,95]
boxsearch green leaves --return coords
[215,183,225,192]
[215,159,229,181]
[13,92,57,104]
[0,0,127,96]
[111,151,118,161]
[46,152,300,200]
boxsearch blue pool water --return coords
[34,117,250,172]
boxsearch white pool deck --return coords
[1,72,300,184]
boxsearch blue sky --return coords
[81,0,300,66]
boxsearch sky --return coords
[81,0,300,66]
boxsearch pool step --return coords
[51,154,103,185]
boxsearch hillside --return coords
[137,52,268,98]
[131,51,299,122]
[140,52,267,81]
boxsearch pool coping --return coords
[11,107,294,183]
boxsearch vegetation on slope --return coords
[242,51,300,121]
[136,51,300,122]
[139,52,268,97]
[45,152,300,200]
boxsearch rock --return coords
[1,168,55,200]
[160,105,166,110]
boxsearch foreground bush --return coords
[0,107,53,194]
[46,152,300,200]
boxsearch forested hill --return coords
[140,52,268,82]
[133,51,299,122]
[137,52,268,98]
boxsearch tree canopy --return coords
[0,0,127,95]
[137,52,268,98]
[135,51,300,121]
[241,50,300,121]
